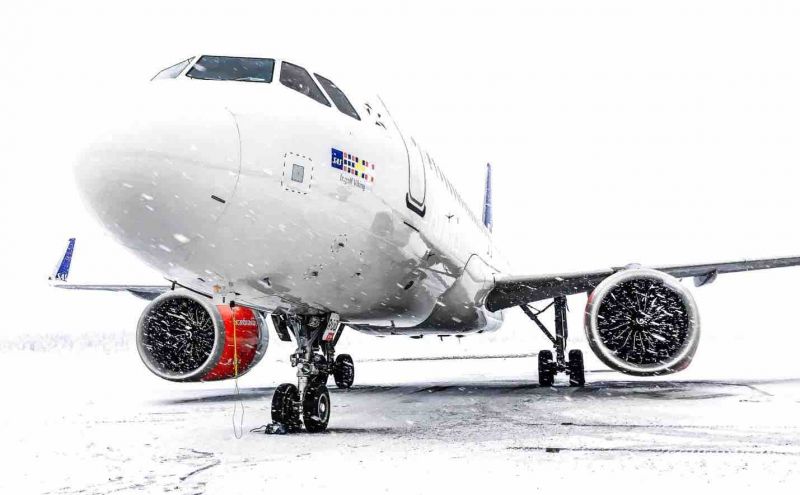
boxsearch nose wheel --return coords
[271,383,301,431]
[522,296,586,387]
[302,383,331,432]
[268,314,350,433]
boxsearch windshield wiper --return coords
[235,76,267,82]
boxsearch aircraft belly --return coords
[351,254,505,335]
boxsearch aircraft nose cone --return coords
[74,97,241,269]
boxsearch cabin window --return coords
[280,62,330,106]
[315,74,360,120]
[152,58,193,80]
[186,56,275,83]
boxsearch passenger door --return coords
[371,96,426,218]
[405,137,427,217]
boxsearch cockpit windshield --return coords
[186,56,275,83]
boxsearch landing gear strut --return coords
[521,296,585,387]
[270,313,352,433]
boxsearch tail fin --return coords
[50,238,76,282]
[482,163,493,232]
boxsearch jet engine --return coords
[584,268,700,376]
[136,290,268,382]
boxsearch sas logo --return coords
[331,148,375,191]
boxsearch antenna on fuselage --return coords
[482,163,493,233]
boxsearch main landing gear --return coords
[520,296,585,387]
[269,313,354,433]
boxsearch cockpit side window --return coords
[315,74,360,120]
[151,58,193,80]
[280,62,330,107]
[186,56,275,83]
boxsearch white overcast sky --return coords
[2,0,800,338]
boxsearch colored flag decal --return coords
[331,148,375,190]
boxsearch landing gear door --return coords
[373,96,426,218]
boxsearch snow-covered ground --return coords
[4,2,800,494]
[4,317,800,495]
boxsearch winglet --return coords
[50,238,76,282]
[482,163,493,232]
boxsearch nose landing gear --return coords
[521,296,585,387]
[269,313,352,433]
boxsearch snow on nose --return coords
[74,99,241,270]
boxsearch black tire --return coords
[271,383,300,430]
[333,354,355,389]
[538,350,555,387]
[311,373,329,388]
[568,349,585,387]
[302,383,331,433]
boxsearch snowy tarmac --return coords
[4,337,800,495]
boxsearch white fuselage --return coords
[75,57,507,335]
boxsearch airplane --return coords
[53,53,800,433]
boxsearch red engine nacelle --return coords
[136,290,268,382]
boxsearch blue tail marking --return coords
[482,163,493,232]
[52,238,76,282]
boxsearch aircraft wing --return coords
[48,238,171,300]
[485,256,800,312]
[52,284,170,301]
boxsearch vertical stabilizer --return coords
[482,163,493,232]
